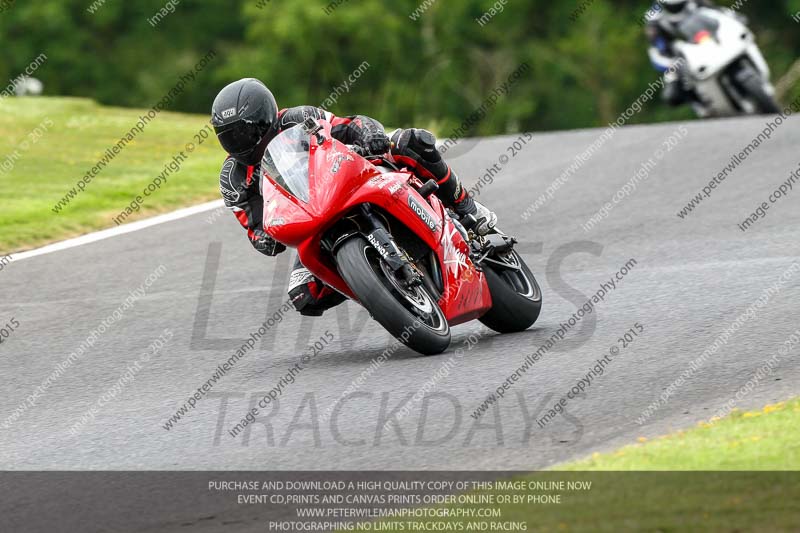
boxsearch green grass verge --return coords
[559,399,800,471]
[358,399,800,532]
[0,97,222,254]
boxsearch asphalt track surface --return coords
[2,115,799,478]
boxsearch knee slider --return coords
[392,128,437,155]
[413,129,437,150]
[411,129,442,165]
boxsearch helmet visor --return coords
[216,120,265,158]
[664,1,687,13]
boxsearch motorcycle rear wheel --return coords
[336,236,451,355]
[479,249,542,333]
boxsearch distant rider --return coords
[644,0,743,106]
[211,78,498,316]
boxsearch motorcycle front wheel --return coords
[733,65,781,114]
[336,236,451,355]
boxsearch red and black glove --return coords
[356,131,390,156]
[252,230,286,256]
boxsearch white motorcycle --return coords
[670,8,780,117]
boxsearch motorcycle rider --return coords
[645,0,730,106]
[211,78,498,316]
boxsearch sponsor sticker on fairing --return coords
[407,195,438,231]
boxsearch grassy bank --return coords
[0,97,222,254]
[559,399,800,471]
[361,399,800,532]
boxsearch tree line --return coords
[1,0,798,134]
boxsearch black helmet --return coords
[211,78,278,165]
[662,0,689,14]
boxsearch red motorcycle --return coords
[260,118,541,355]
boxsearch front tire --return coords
[479,250,542,333]
[336,236,451,355]
[745,80,781,115]
[734,65,781,114]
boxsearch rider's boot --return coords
[287,257,346,317]
[452,193,498,236]
[662,70,687,106]
[663,62,701,108]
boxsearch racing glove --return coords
[252,230,286,256]
[356,130,391,156]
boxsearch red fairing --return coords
[435,211,493,325]
[260,120,492,324]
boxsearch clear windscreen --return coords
[677,12,720,42]
[262,124,311,203]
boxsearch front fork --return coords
[360,204,520,293]
[359,205,423,289]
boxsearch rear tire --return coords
[479,250,542,334]
[336,236,451,355]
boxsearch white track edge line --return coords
[10,200,225,262]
